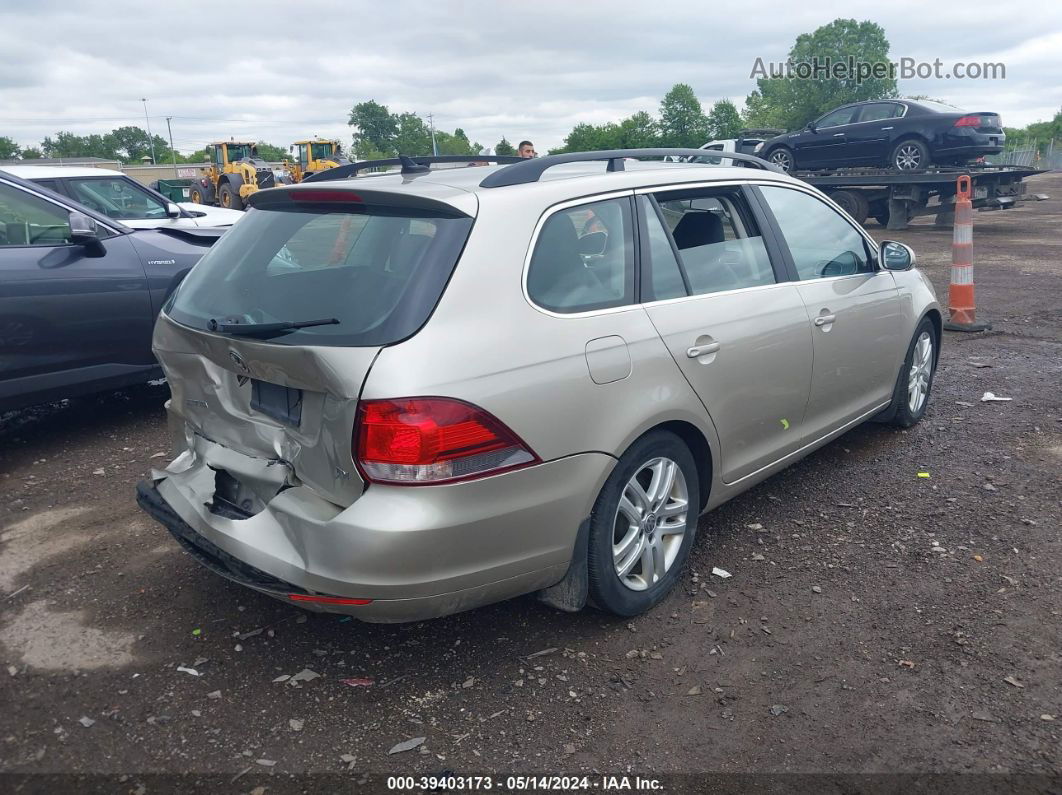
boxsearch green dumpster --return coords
[156,179,193,202]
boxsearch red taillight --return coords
[291,189,363,202]
[953,115,982,127]
[354,397,538,485]
[288,593,372,606]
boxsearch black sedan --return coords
[0,170,222,412]
[758,99,1005,173]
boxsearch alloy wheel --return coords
[768,150,793,172]
[908,331,933,413]
[612,457,689,591]
[895,144,923,171]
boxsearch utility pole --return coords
[165,117,178,177]
[427,113,438,156]
[140,98,157,164]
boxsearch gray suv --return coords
[137,149,940,622]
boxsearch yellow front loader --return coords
[287,139,350,183]
[188,141,280,209]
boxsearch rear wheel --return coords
[880,318,937,427]
[188,184,208,204]
[218,182,244,210]
[891,139,930,172]
[588,431,700,616]
[766,146,794,173]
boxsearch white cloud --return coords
[1,0,1059,154]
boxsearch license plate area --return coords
[250,379,302,427]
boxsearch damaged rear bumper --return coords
[136,435,612,623]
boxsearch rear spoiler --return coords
[153,226,228,246]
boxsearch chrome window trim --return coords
[521,177,887,320]
[522,189,642,320]
[847,102,908,126]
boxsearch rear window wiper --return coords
[208,317,340,336]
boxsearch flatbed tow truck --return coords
[684,133,1045,229]
[787,164,1045,230]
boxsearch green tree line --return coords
[0,127,291,164]
[347,100,491,159]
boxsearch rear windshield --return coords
[166,204,473,347]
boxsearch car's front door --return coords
[755,184,904,440]
[794,106,859,168]
[844,102,903,165]
[0,179,154,398]
[637,186,813,483]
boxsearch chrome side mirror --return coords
[880,240,916,271]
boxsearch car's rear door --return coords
[0,177,153,402]
[753,184,904,440]
[637,184,813,484]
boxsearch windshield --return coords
[311,143,335,160]
[166,203,473,347]
[227,144,254,161]
[67,176,168,220]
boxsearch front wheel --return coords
[218,182,244,210]
[588,431,700,616]
[766,146,794,173]
[880,318,937,427]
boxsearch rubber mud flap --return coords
[536,517,590,612]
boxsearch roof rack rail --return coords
[302,154,524,183]
[478,148,782,188]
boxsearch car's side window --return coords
[759,186,874,280]
[0,181,73,247]
[651,187,775,296]
[818,107,858,127]
[527,196,634,313]
[67,177,168,221]
[638,195,688,302]
[859,103,901,123]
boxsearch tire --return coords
[891,139,930,172]
[218,182,244,210]
[879,318,937,427]
[828,190,869,225]
[188,184,208,204]
[587,431,700,616]
[766,146,794,173]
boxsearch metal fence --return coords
[988,139,1060,170]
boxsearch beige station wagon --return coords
[137,149,940,622]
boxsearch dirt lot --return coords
[2,173,1060,792]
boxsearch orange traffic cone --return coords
[943,174,991,332]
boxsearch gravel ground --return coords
[1,173,1060,792]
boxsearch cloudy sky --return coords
[2,0,1060,155]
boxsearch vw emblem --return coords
[229,350,250,374]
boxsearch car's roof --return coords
[277,159,800,210]
[2,164,126,178]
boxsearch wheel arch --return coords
[921,307,943,365]
[634,420,713,511]
[889,133,931,163]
